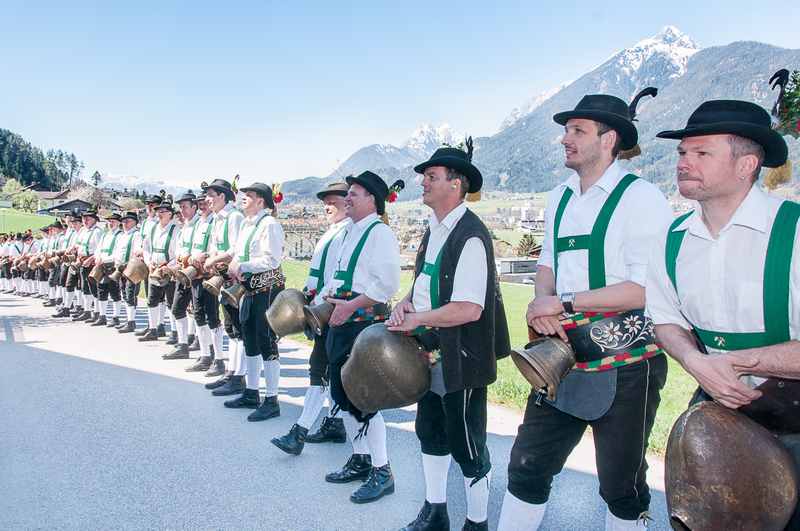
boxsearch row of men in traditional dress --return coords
[1,81,797,530]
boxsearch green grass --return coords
[0,208,56,234]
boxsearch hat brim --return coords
[553,110,638,151]
[316,189,348,200]
[413,157,483,193]
[121,215,138,222]
[203,185,236,202]
[345,176,386,215]
[656,122,788,167]
[81,212,99,220]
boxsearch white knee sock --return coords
[297,386,325,429]
[465,472,491,523]
[188,318,196,337]
[168,311,176,334]
[245,356,262,390]
[233,340,247,376]
[64,291,74,309]
[98,299,108,316]
[158,302,166,324]
[497,491,546,531]
[605,509,647,530]
[365,411,388,467]
[213,327,224,359]
[422,453,451,504]
[197,324,211,357]
[113,300,121,317]
[126,304,136,322]
[86,295,95,312]
[343,412,370,454]
[176,317,189,344]
[264,359,280,397]
[148,306,159,329]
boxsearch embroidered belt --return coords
[243,267,285,292]
[560,309,664,372]
[335,290,390,324]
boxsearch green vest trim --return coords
[553,174,638,289]
[665,201,800,350]
[153,224,176,262]
[238,214,270,262]
[101,230,122,255]
[333,220,382,295]
[308,227,346,293]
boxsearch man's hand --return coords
[386,310,421,333]
[387,300,415,327]
[526,296,567,341]
[192,253,207,269]
[227,259,242,281]
[327,297,356,327]
[683,352,762,409]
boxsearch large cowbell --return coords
[265,288,307,337]
[341,323,431,414]
[510,337,576,401]
[665,401,798,531]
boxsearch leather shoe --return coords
[461,519,488,531]
[52,308,71,318]
[165,331,178,345]
[72,311,92,322]
[350,464,395,504]
[205,359,225,377]
[247,395,280,422]
[224,388,260,409]
[43,299,56,307]
[185,356,212,372]
[117,321,136,333]
[205,372,231,390]
[325,454,372,484]
[271,424,308,455]
[156,324,167,338]
[306,416,347,444]
[400,501,450,531]
[163,344,190,360]
[107,317,120,328]
[91,316,107,326]
[134,327,150,337]
[86,312,100,324]
[187,334,199,351]
[211,375,245,396]
[138,328,159,342]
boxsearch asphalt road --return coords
[0,294,669,530]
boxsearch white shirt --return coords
[210,203,244,258]
[305,218,352,303]
[322,213,400,304]
[62,228,79,252]
[145,221,179,267]
[114,228,142,265]
[139,215,159,261]
[96,229,123,263]
[177,213,200,260]
[7,241,22,257]
[411,203,487,312]
[76,226,102,257]
[235,209,284,273]
[538,161,673,294]
[646,185,800,387]
[190,213,215,258]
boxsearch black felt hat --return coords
[156,199,175,213]
[657,100,788,167]
[104,212,122,222]
[121,210,139,223]
[51,221,64,230]
[68,207,82,220]
[316,182,349,200]
[145,194,163,205]
[239,182,275,210]
[346,171,391,215]
[176,190,197,204]
[82,207,100,220]
[414,137,483,193]
[553,94,638,150]
[201,179,236,202]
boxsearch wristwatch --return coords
[559,292,576,314]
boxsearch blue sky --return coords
[2,0,798,187]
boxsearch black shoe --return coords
[107,317,120,328]
[134,327,150,337]
[224,388,260,409]
[43,299,56,307]
[325,454,372,484]
[70,307,83,317]
[72,311,92,322]
[205,359,225,377]
[247,395,280,422]
[86,312,100,324]
[461,519,488,531]
[165,331,178,345]
[56,298,62,305]
[157,324,167,338]
[306,416,347,444]
[350,464,395,504]
[185,356,212,372]
[52,308,71,318]
[271,424,308,455]
[211,375,245,396]
[118,321,136,333]
[400,501,450,531]
[187,335,199,351]
[91,315,107,326]
[163,344,190,360]
[138,328,159,342]
[205,372,231,390]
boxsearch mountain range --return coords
[283,26,800,200]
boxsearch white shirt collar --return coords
[352,212,379,230]
[217,203,236,219]
[429,202,467,231]
[563,160,625,197]
[676,184,770,239]
[245,208,268,222]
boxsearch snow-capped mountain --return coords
[500,83,568,131]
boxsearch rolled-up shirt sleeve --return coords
[451,237,487,308]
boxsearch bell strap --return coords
[665,200,800,350]
[553,174,638,289]
[333,220,382,295]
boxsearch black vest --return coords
[414,209,511,392]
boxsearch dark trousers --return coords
[507,355,667,521]
[171,282,192,320]
[147,280,175,308]
[97,279,121,302]
[121,277,140,307]
[222,302,242,339]
[327,320,377,422]
[48,266,60,287]
[240,284,282,361]
[191,280,220,329]
[416,388,491,479]
[309,330,330,386]
[79,265,97,297]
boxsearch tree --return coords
[516,233,541,257]
[91,170,102,187]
